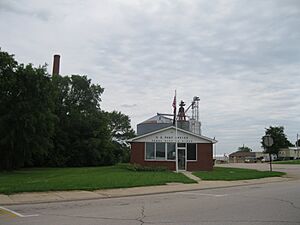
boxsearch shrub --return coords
[127,164,168,172]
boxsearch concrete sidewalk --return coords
[0,176,289,205]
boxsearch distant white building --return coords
[278,147,300,160]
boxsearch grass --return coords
[273,160,300,164]
[192,167,285,181]
[0,164,195,195]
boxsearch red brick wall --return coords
[187,143,213,171]
[130,142,144,164]
[130,142,213,171]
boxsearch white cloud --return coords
[1,0,299,154]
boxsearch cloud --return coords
[0,1,52,21]
[1,0,299,153]
[121,104,137,108]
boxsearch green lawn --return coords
[0,164,195,195]
[193,167,285,181]
[274,160,300,164]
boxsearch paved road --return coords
[1,179,300,225]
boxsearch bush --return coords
[126,164,168,172]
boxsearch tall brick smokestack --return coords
[52,54,60,75]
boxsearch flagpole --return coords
[175,90,178,173]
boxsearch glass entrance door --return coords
[178,148,186,170]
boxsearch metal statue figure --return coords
[178,100,186,121]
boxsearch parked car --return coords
[244,157,257,163]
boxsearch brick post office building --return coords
[129,126,216,171]
[129,99,217,171]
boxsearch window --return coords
[145,142,155,159]
[156,143,166,160]
[187,143,196,160]
[145,142,179,161]
[178,143,186,147]
[167,143,176,160]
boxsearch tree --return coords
[238,145,252,152]
[49,74,114,166]
[0,48,136,169]
[105,111,135,162]
[296,138,300,147]
[106,111,135,141]
[261,126,293,156]
[0,49,55,170]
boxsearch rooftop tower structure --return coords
[137,96,202,136]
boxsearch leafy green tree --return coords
[0,49,55,170]
[105,111,135,162]
[106,111,135,141]
[296,138,300,147]
[0,50,18,170]
[238,146,252,152]
[0,48,136,169]
[47,75,72,166]
[261,126,293,156]
[49,74,114,166]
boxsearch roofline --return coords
[138,115,173,125]
[138,122,172,125]
[127,126,217,143]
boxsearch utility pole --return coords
[214,137,217,158]
[297,133,299,159]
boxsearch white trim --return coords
[177,147,186,171]
[144,142,155,161]
[166,142,176,161]
[128,126,217,143]
[144,142,174,161]
[155,142,167,161]
[143,141,199,164]
[186,143,197,162]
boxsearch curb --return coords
[0,177,291,206]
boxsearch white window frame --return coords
[144,142,197,161]
[186,143,197,162]
[144,142,177,161]
[166,142,176,161]
[177,147,187,171]
[145,142,156,161]
[155,142,167,161]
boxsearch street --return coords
[1,177,300,225]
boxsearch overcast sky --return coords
[1,0,299,154]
